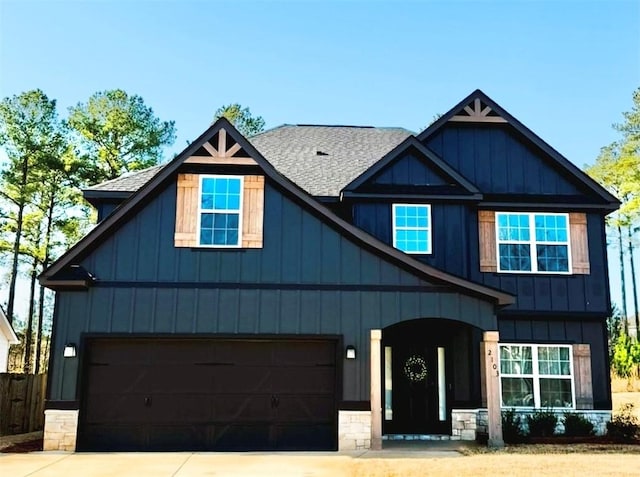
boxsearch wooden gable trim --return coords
[174,173,264,249]
[450,98,508,123]
[478,210,497,272]
[185,126,257,165]
[569,212,590,275]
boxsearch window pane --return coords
[534,214,568,244]
[201,194,214,209]
[202,178,215,194]
[537,245,569,272]
[538,346,571,376]
[500,345,532,374]
[539,378,573,408]
[200,229,213,245]
[228,178,241,194]
[499,244,531,271]
[501,377,534,407]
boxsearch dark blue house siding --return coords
[352,201,609,315]
[499,317,610,409]
[49,178,497,404]
[423,124,589,197]
[369,153,449,186]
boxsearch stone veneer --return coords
[338,410,371,450]
[43,409,79,451]
[452,409,611,440]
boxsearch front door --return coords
[382,329,451,435]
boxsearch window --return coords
[500,344,574,409]
[496,212,570,273]
[198,175,243,247]
[393,204,431,254]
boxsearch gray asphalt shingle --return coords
[84,125,413,197]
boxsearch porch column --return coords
[370,329,382,450]
[483,331,504,448]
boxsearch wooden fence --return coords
[0,373,47,436]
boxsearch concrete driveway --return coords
[0,445,466,477]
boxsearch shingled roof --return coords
[84,164,167,193]
[84,125,412,197]
[250,125,412,197]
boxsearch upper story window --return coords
[496,212,570,273]
[198,175,243,247]
[500,344,574,409]
[392,204,431,254]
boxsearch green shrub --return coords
[562,413,595,437]
[607,403,639,441]
[526,409,557,437]
[502,408,527,443]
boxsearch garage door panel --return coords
[79,338,337,451]
[85,393,151,423]
[275,424,335,451]
[273,342,336,366]
[276,395,335,422]
[212,366,273,393]
[270,367,336,393]
[79,424,146,451]
[89,341,151,365]
[213,393,273,422]
[213,424,271,451]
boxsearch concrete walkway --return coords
[0,442,472,477]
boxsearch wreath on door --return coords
[403,355,427,382]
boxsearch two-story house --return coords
[39,90,618,452]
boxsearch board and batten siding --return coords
[352,202,609,314]
[423,124,589,197]
[49,178,497,403]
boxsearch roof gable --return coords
[41,118,513,305]
[342,136,481,199]
[418,90,619,209]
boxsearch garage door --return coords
[78,337,338,451]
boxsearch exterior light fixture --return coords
[346,345,356,360]
[63,343,77,358]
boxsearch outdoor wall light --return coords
[63,343,77,358]
[345,345,356,360]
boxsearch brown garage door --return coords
[78,337,338,451]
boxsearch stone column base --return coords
[339,410,372,450]
[43,409,79,451]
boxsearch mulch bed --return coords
[0,438,43,453]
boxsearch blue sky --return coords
[1,0,639,317]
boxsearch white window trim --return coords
[197,174,244,248]
[499,343,576,410]
[392,203,432,255]
[495,212,572,274]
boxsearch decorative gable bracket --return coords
[450,98,507,124]
[184,127,258,165]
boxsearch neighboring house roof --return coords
[0,306,19,344]
[42,118,514,306]
[418,89,620,209]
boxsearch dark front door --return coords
[78,337,338,451]
[383,324,451,435]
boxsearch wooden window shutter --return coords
[174,173,198,247]
[570,213,590,274]
[572,344,594,410]
[478,210,497,272]
[242,175,264,248]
